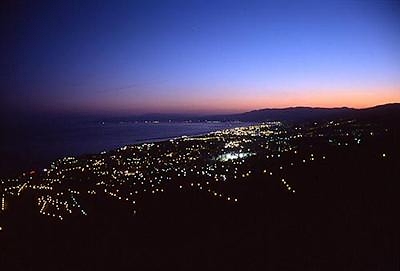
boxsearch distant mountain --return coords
[356,103,400,118]
[350,103,400,126]
[97,103,400,123]
[219,106,355,122]
[208,103,400,123]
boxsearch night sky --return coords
[2,0,400,115]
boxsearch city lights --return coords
[0,120,386,222]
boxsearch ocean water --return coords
[0,121,248,175]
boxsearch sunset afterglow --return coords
[3,0,400,115]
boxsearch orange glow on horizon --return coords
[222,88,400,112]
[38,86,400,115]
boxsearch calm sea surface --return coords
[0,121,249,174]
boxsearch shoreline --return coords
[0,122,254,176]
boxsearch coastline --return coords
[0,121,254,176]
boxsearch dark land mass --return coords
[111,103,400,122]
[1,106,399,270]
[214,102,400,123]
[215,106,356,122]
[6,103,398,124]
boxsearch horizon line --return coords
[7,102,400,118]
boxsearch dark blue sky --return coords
[2,0,400,115]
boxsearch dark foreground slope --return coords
[1,121,399,271]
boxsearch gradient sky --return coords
[2,0,400,115]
